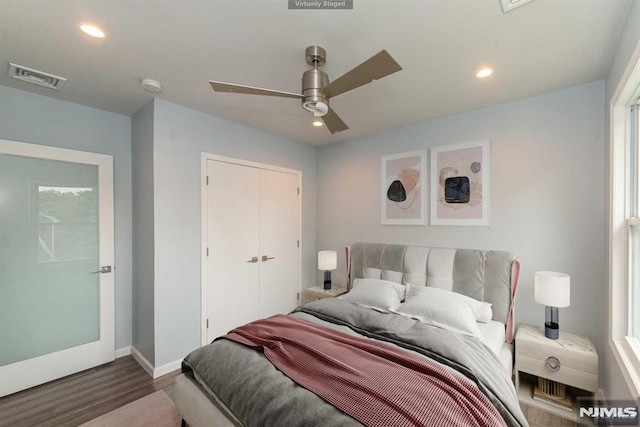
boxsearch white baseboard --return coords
[131,346,154,377]
[130,346,182,378]
[115,346,132,359]
[154,358,183,378]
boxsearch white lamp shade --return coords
[318,250,337,271]
[534,271,570,307]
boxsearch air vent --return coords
[8,62,67,90]
[499,0,535,13]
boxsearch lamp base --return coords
[544,322,559,340]
[323,270,332,290]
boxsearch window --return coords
[630,105,640,343]
[36,185,98,263]
[610,57,640,399]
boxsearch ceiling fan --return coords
[209,46,402,134]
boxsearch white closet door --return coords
[206,160,260,342]
[258,169,300,317]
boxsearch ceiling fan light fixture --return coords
[313,120,323,127]
[209,46,401,134]
[302,100,329,117]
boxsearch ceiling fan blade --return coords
[323,50,402,99]
[209,81,303,99]
[322,107,349,134]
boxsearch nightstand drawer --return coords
[516,354,598,392]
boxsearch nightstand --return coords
[515,324,598,424]
[303,285,347,304]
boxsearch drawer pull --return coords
[545,356,561,372]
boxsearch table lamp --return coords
[318,250,337,290]
[534,271,570,340]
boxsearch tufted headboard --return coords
[347,242,521,343]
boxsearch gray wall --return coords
[603,0,640,402]
[0,85,133,351]
[317,80,608,380]
[131,101,155,363]
[151,99,317,366]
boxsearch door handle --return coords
[262,255,275,262]
[91,266,112,274]
[246,256,259,263]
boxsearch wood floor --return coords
[0,355,577,427]
[520,403,579,427]
[0,356,180,427]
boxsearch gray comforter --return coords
[182,299,528,427]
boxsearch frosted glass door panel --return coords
[0,153,99,366]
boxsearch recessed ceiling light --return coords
[79,24,105,38]
[475,67,494,79]
[312,120,323,127]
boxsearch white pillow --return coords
[337,278,405,310]
[352,278,406,300]
[406,283,493,323]
[390,290,483,339]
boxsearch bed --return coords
[175,242,527,427]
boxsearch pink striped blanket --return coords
[224,314,507,427]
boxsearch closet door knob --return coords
[246,256,259,263]
[262,255,275,262]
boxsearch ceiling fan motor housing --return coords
[302,68,329,116]
[302,46,330,116]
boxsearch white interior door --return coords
[258,169,300,317]
[0,139,114,397]
[206,160,260,342]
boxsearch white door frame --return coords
[0,138,114,397]
[200,153,302,346]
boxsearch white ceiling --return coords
[0,0,633,146]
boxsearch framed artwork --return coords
[381,150,426,225]
[430,140,490,226]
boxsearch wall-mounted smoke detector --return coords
[500,0,535,13]
[8,62,67,90]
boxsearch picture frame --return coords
[381,150,426,225]
[430,140,490,226]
